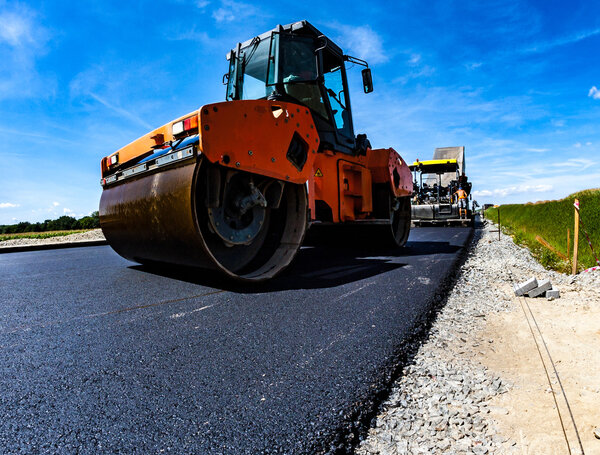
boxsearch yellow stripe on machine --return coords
[409,159,458,172]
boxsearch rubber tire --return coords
[391,196,411,247]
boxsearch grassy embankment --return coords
[485,189,600,273]
[0,230,92,242]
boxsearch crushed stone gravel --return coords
[355,221,599,455]
[0,229,105,247]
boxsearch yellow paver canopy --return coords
[409,159,458,174]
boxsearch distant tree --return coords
[1,212,99,234]
[16,222,31,233]
[79,211,100,229]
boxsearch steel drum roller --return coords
[100,158,308,281]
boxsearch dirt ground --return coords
[468,278,600,454]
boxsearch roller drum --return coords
[99,158,308,281]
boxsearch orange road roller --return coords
[99,20,413,281]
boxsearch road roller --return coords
[99,20,413,281]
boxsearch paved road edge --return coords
[0,240,108,254]
[322,225,478,454]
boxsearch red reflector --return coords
[182,116,198,131]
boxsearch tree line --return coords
[0,211,100,234]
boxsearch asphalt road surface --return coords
[0,226,472,454]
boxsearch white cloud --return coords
[391,51,436,84]
[561,158,595,170]
[409,54,421,65]
[525,148,549,153]
[523,27,600,54]
[211,0,259,23]
[0,12,35,47]
[88,92,152,129]
[588,86,600,100]
[70,64,157,129]
[53,201,60,206]
[393,65,435,85]
[0,5,53,100]
[0,202,19,208]
[586,142,592,146]
[465,62,483,70]
[212,8,233,22]
[475,184,553,198]
[332,24,388,64]
[166,28,213,44]
[63,207,73,214]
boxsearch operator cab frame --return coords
[224,21,372,156]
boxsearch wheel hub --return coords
[207,175,267,245]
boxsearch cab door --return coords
[318,48,356,154]
[323,65,354,148]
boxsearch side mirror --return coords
[361,68,373,93]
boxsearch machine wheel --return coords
[390,196,411,247]
[195,161,308,281]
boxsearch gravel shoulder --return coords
[0,229,105,248]
[356,221,600,455]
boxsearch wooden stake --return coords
[573,200,580,272]
[498,207,501,241]
[535,235,568,260]
[567,228,570,262]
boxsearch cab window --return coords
[322,51,353,142]
[276,34,328,119]
[239,38,275,100]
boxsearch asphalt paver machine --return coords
[409,157,474,226]
[99,21,414,281]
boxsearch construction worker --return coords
[454,186,468,219]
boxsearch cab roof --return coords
[227,20,343,59]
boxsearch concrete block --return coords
[514,277,538,296]
[527,279,552,298]
[546,288,560,299]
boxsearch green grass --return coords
[0,229,92,242]
[485,189,600,273]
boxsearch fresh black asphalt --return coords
[0,226,472,454]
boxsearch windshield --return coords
[226,33,324,117]
[226,31,363,142]
[278,34,317,84]
[228,38,275,100]
[276,34,327,118]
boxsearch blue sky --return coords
[1,0,599,224]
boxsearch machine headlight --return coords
[172,120,184,135]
